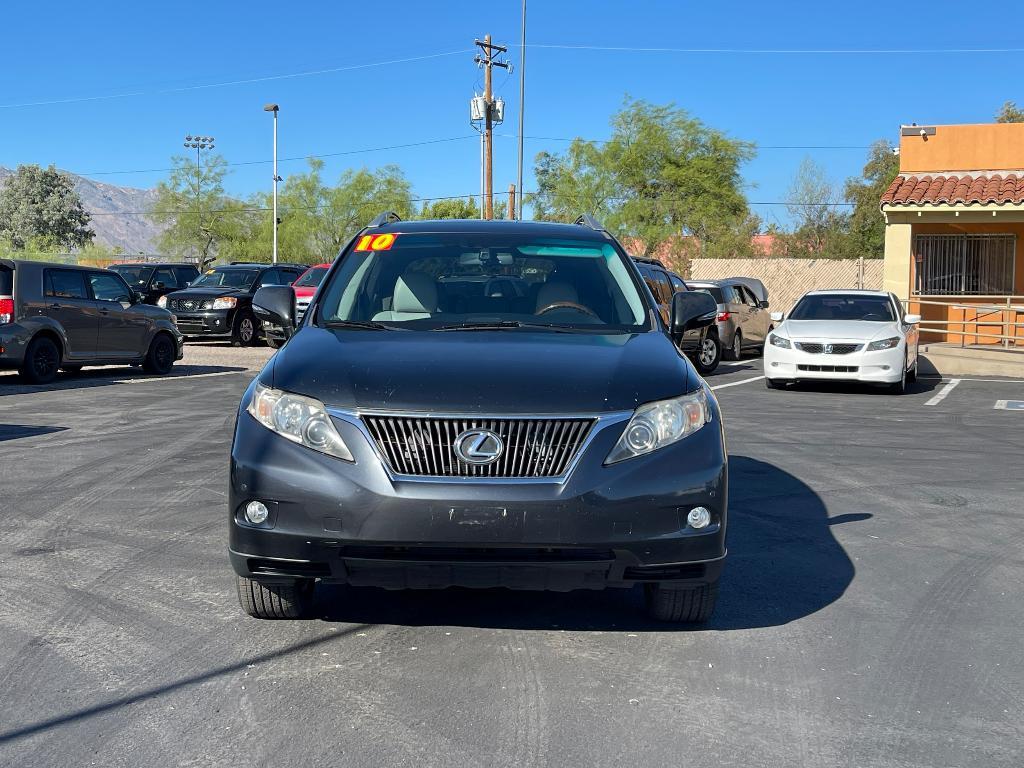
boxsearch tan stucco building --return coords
[881,123,1024,345]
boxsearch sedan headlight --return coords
[867,336,901,351]
[212,297,237,310]
[606,389,711,464]
[769,333,791,349]
[247,383,353,461]
[157,296,167,308]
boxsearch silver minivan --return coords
[686,278,772,360]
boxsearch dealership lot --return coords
[0,354,1021,767]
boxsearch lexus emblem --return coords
[824,343,834,354]
[453,429,504,465]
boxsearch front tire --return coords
[692,334,721,375]
[645,581,719,623]
[19,336,61,385]
[142,333,176,375]
[889,354,908,394]
[236,576,314,619]
[231,310,259,347]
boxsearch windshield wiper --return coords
[322,320,399,331]
[434,320,596,333]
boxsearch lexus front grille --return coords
[361,415,595,478]
[795,342,861,355]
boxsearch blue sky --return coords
[2,1,1021,227]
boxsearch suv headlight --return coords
[212,297,237,310]
[867,336,900,351]
[606,389,711,464]
[156,296,167,308]
[247,383,353,461]
[769,333,791,349]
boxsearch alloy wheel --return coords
[700,339,717,367]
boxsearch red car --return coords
[265,263,331,348]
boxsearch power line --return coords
[519,43,1024,55]
[0,49,473,110]
[494,132,875,150]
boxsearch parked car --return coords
[108,262,200,305]
[763,289,920,393]
[158,262,306,346]
[632,257,720,374]
[686,278,773,360]
[0,259,183,384]
[232,214,724,623]
[264,262,331,348]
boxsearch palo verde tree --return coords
[843,139,900,258]
[0,164,94,250]
[531,98,756,270]
[419,196,480,220]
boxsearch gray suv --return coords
[686,278,772,360]
[0,259,183,384]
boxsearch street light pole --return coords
[517,0,526,220]
[184,134,215,268]
[264,104,280,265]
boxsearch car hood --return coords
[165,286,251,299]
[266,327,695,414]
[781,319,899,341]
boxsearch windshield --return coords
[295,266,329,288]
[790,294,895,322]
[110,266,153,286]
[191,269,260,290]
[316,233,649,331]
[690,286,724,303]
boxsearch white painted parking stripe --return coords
[117,370,247,384]
[993,400,1024,410]
[710,375,765,391]
[925,378,961,406]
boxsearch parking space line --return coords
[994,400,1024,410]
[710,375,765,391]
[925,378,961,406]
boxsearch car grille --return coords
[798,365,859,373]
[795,342,861,355]
[296,297,311,322]
[362,415,595,478]
[168,297,213,312]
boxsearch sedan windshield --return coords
[317,233,649,331]
[191,269,260,289]
[110,266,152,286]
[790,294,896,322]
[294,266,328,288]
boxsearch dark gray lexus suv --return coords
[230,215,726,622]
[0,259,183,384]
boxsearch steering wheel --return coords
[536,301,600,319]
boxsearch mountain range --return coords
[0,166,164,254]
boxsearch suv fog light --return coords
[245,500,269,524]
[687,507,711,529]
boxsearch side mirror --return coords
[670,291,717,340]
[904,313,921,324]
[759,299,770,309]
[770,311,784,322]
[253,286,296,336]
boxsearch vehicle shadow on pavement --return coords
[0,365,248,396]
[0,424,68,442]
[775,378,941,396]
[314,456,860,632]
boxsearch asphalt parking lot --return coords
[1,348,1022,767]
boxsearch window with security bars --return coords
[913,234,1016,295]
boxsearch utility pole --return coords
[516,0,527,220]
[474,35,510,219]
[508,184,516,220]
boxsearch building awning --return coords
[882,172,1024,207]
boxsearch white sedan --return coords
[763,290,920,393]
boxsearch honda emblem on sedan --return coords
[824,343,834,354]
[453,429,504,465]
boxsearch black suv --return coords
[109,262,200,305]
[159,262,305,345]
[230,214,725,623]
[632,257,720,375]
[0,259,183,384]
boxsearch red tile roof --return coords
[882,173,1024,206]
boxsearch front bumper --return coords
[228,392,728,591]
[764,340,904,383]
[174,309,233,338]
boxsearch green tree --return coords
[149,153,239,269]
[782,157,852,258]
[531,99,755,270]
[843,140,900,258]
[0,164,93,249]
[996,101,1024,123]
[420,196,479,219]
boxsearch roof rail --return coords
[368,211,403,228]
[574,214,606,232]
